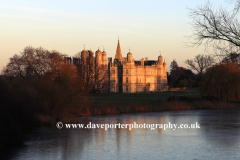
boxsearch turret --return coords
[157,53,164,78]
[163,59,166,68]
[88,50,94,65]
[127,48,133,62]
[158,52,163,65]
[95,46,102,66]
[81,46,87,64]
[163,59,167,76]
[141,58,144,66]
[88,50,93,57]
[102,46,107,65]
[108,57,112,65]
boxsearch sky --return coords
[0,0,234,73]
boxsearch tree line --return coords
[178,0,240,101]
[2,46,108,95]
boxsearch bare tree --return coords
[188,0,240,57]
[3,47,77,84]
[3,54,25,78]
[94,65,108,93]
[170,59,178,71]
[185,54,214,74]
[222,52,240,64]
[3,46,51,78]
[74,51,108,93]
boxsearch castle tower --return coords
[158,52,163,65]
[88,50,93,57]
[163,59,166,71]
[88,50,94,65]
[127,48,133,62]
[102,46,107,65]
[157,52,163,74]
[81,46,87,64]
[162,59,167,88]
[163,59,167,77]
[157,52,164,91]
[115,38,122,61]
[95,46,102,66]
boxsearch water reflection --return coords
[10,110,240,160]
[199,110,240,146]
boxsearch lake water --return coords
[9,110,240,160]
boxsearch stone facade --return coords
[108,39,168,93]
[74,39,168,93]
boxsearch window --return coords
[126,86,128,92]
[110,77,115,83]
[126,77,128,83]
[126,69,128,74]
[110,70,115,74]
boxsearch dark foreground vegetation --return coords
[0,77,85,156]
[1,77,240,157]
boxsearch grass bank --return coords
[89,87,201,104]
[85,97,239,117]
[0,77,239,158]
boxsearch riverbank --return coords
[1,78,239,158]
[1,98,240,159]
[38,97,240,124]
[8,110,240,160]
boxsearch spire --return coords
[115,38,122,60]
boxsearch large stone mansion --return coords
[72,39,168,93]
